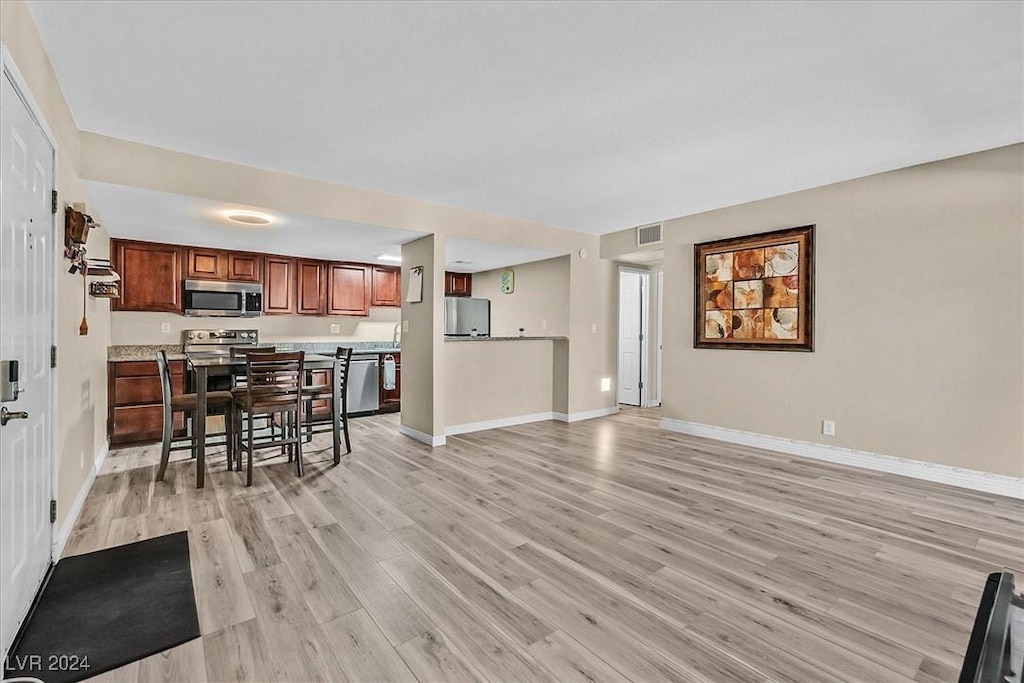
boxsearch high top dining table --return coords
[185,352,343,488]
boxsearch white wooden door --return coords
[617,271,643,405]
[1,67,56,655]
[656,270,663,406]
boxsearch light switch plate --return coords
[541,320,548,331]
[402,320,410,332]
[160,322,171,334]
[822,420,836,436]
[591,323,598,334]
[330,323,340,334]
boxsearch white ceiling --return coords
[31,2,1024,235]
[84,181,426,263]
[445,237,563,274]
[85,181,561,272]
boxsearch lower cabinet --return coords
[108,360,185,445]
[379,353,401,413]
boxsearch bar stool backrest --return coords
[245,351,305,408]
[156,349,173,412]
[230,345,277,358]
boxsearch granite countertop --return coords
[108,345,186,362]
[444,336,568,342]
[108,340,400,362]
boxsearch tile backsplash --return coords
[111,308,402,346]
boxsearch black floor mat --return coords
[4,531,200,683]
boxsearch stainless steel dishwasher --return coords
[346,355,380,415]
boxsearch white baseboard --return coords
[399,425,447,447]
[446,412,554,436]
[53,440,109,560]
[553,405,620,423]
[661,418,1024,499]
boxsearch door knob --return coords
[1,407,28,426]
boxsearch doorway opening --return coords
[617,267,651,407]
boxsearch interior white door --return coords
[617,271,643,405]
[1,68,56,655]
[656,270,663,406]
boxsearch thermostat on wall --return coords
[500,269,515,294]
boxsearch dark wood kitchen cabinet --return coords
[108,359,185,445]
[327,263,371,316]
[186,247,228,280]
[371,266,401,307]
[112,240,184,312]
[296,259,327,315]
[228,252,262,282]
[379,352,401,412]
[445,271,472,297]
[263,256,296,315]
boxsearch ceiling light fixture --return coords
[377,254,402,263]
[225,210,273,225]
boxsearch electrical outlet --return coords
[591,323,598,334]
[160,322,171,334]
[330,323,340,334]
[541,320,548,331]
[822,420,835,436]
[402,320,410,332]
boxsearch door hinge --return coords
[51,190,58,215]
[639,381,644,389]
[50,499,57,524]
[639,333,644,341]
[51,345,57,368]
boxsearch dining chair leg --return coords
[246,410,255,487]
[342,391,352,454]
[156,403,173,481]
[305,396,314,443]
[294,409,304,476]
[234,405,243,472]
[225,406,234,471]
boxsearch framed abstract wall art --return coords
[694,225,814,351]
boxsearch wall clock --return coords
[500,269,514,294]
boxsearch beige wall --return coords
[567,254,619,413]
[2,0,113,532]
[400,235,446,437]
[444,341,556,427]
[471,256,570,338]
[77,132,619,435]
[111,307,401,346]
[603,145,1024,477]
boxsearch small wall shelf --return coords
[89,281,120,298]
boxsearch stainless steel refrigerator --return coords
[444,297,491,336]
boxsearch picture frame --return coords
[694,224,814,351]
[405,265,423,303]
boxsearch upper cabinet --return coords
[445,271,472,297]
[186,247,228,280]
[296,260,327,315]
[111,240,395,317]
[188,248,262,282]
[228,253,262,282]
[263,256,296,315]
[112,240,183,312]
[370,266,401,307]
[328,263,372,316]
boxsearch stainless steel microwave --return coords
[183,279,262,317]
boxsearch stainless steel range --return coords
[183,329,263,391]
[182,328,261,358]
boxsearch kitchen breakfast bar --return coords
[443,336,569,435]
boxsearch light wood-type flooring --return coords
[64,408,1023,682]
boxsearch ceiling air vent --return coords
[636,223,663,247]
